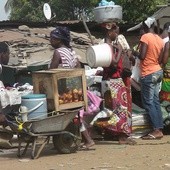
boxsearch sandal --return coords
[85,141,95,148]
[142,133,163,140]
[79,141,95,150]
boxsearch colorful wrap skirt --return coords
[94,78,132,135]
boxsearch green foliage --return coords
[114,0,168,24]
[6,0,99,22]
[7,0,47,22]
[50,0,98,20]
[5,0,169,23]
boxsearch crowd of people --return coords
[0,18,170,150]
[48,19,170,147]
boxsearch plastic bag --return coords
[131,58,141,83]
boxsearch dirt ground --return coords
[0,135,170,170]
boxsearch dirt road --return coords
[0,135,170,170]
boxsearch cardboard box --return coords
[32,69,87,111]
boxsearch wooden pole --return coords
[81,13,94,45]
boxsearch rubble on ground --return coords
[0,25,101,66]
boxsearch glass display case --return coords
[32,69,87,111]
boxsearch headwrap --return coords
[50,26,70,46]
[144,17,156,28]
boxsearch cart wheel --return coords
[53,134,77,154]
[53,121,81,154]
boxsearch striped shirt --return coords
[56,47,77,68]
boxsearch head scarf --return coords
[50,26,71,47]
[144,17,156,28]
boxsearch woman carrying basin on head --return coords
[93,22,136,145]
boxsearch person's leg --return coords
[151,71,164,137]
[140,70,164,138]
[154,81,164,129]
[123,77,132,113]
[81,130,95,147]
[141,74,158,128]
[80,122,95,148]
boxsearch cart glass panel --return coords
[58,76,83,104]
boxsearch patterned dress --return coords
[94,52,132,136]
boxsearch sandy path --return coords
[0,136,170,170]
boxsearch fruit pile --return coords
[59,88,83,104]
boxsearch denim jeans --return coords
[140,69,163,129]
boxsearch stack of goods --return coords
[160,101,170,127]
[0,81,33,109]
[132,103,152,138]
[59,88,83,104]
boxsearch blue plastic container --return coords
[21,94,47,120]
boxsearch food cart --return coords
[5,68,88,159]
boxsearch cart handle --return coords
[19,101,44,114]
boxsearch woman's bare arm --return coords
[160,42,170,66]
[110,42,123,67]
[138,42,148,60]
[50,50,61,69]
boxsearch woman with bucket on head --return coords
[93,22,136,145]
[49,26,95,149]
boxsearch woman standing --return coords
[137,18,164,139]
[49,26,95,149]
[95,22,136,145]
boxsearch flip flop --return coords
[85,141,95,148]
[79,141,95,150]
[142,133,163,140]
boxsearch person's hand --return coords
[126,49,132,58]
[112,43,122,51]
[132,49,139,57]
[95,70,103,76]
[129,56,136,66]
[125,49,135,66]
